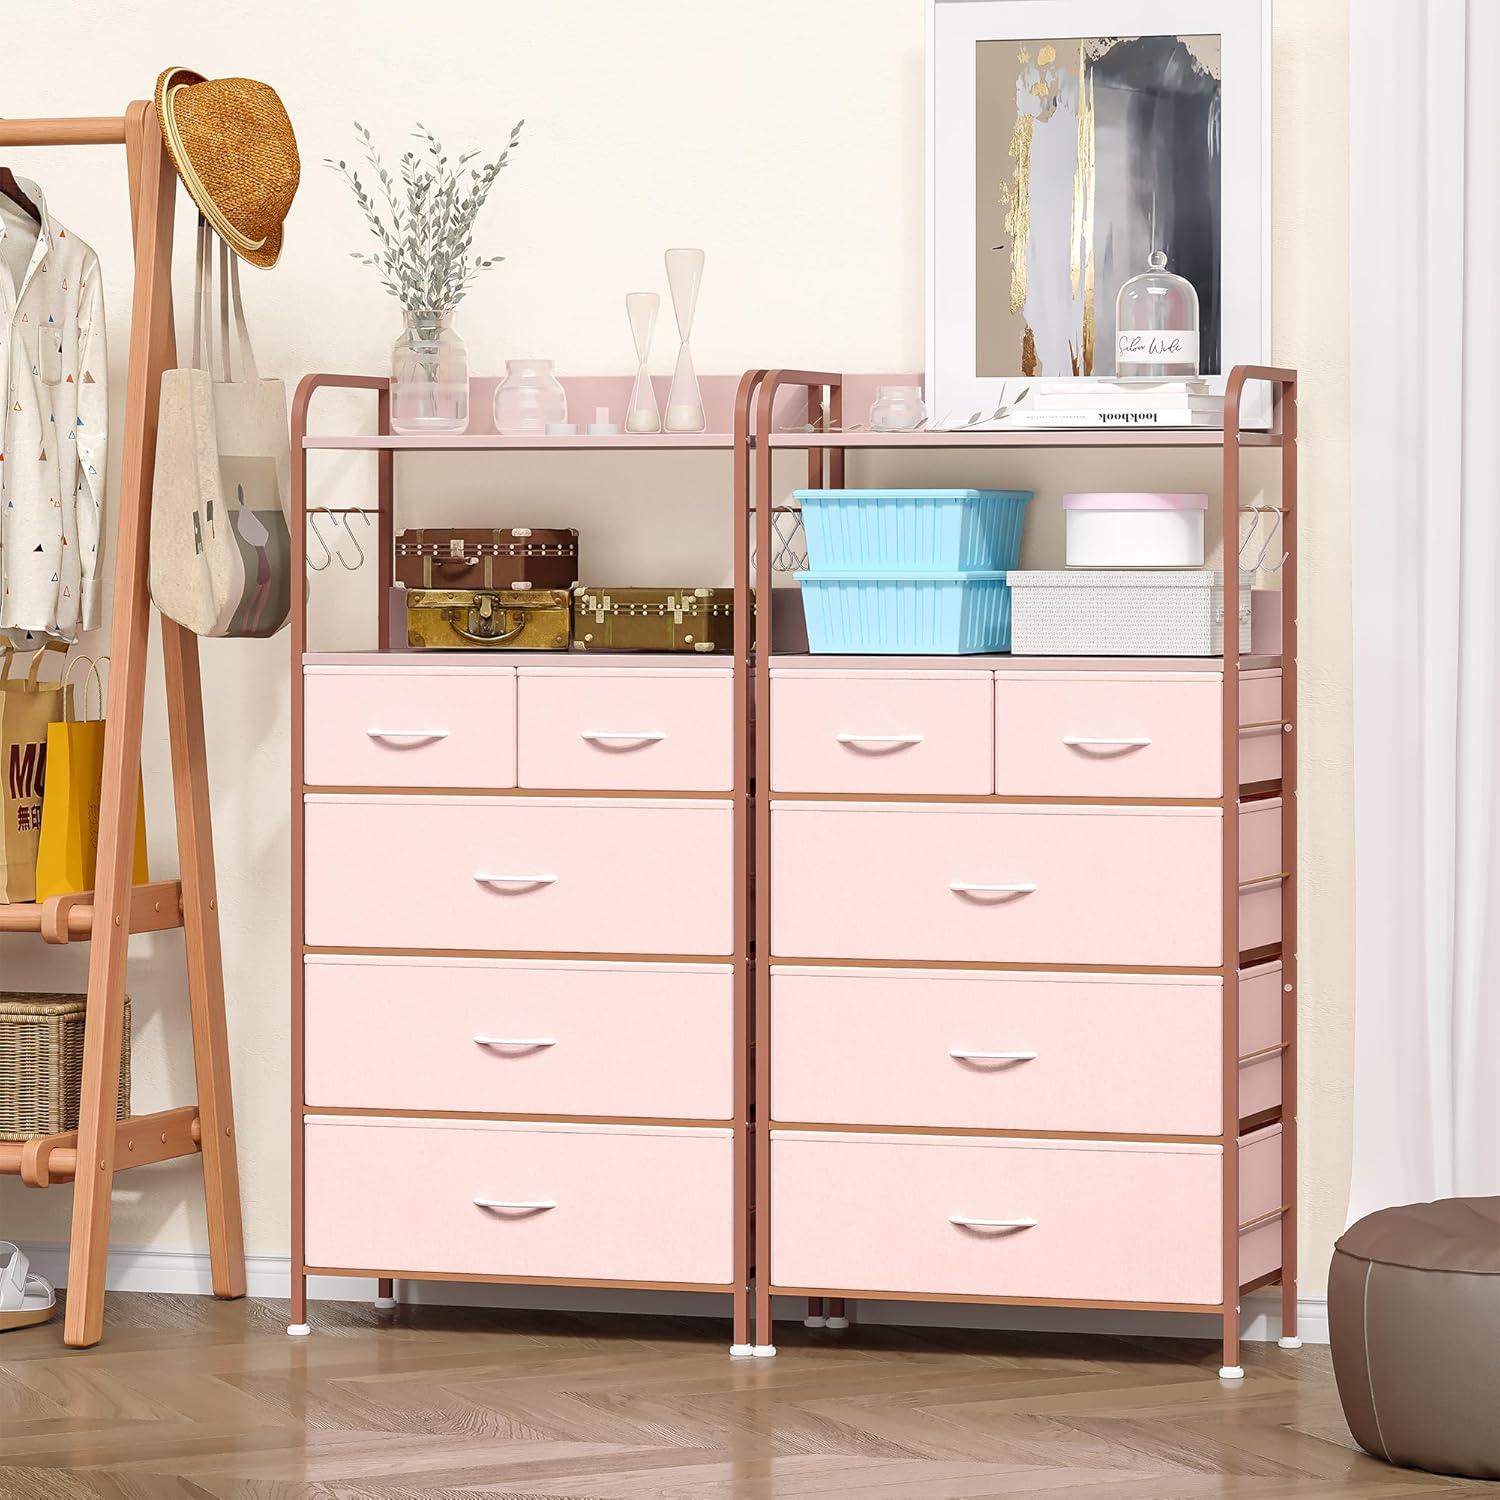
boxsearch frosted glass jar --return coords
[494,359,568,435]
[868,385,926,432]
[1063,492,1207,568]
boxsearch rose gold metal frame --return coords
[0,107,244,1348]
[290,374,762,1346]
[740,366,1298,1371]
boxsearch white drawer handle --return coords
[949,1215,1038,1230]
[835,732,924,746]
[474,1198,558,1212]
[474,873,558,887]
[1061,735,1152,749]
[474,1035,558,1048]
[366,727,450,742]
[949,1049,1038,1062]
[581,730,667,743]
[949,881,1037,896]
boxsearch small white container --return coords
[1063,492,1207,568]
[1006,569,1253,656]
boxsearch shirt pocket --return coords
[37,325,64,385]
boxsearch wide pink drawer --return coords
[771,669,993,794]
[305,1117,733,1284]
[771,967,1223,1134]
[305,956,733,1118]
[304,794,734,955]
[770,1126,1283,1304]
[993,669,1283,798]
[517,666,733,792]
[771,800,1282,967]
[304,662,516,789]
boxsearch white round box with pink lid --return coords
[1063,492,1207,568]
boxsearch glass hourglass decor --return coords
[625,292,662,433]
[1114,249,1201,378]
[663,247,706,432]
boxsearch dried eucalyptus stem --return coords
[326,119,524,313]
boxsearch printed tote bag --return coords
[149,219,292,637]
[0,643,71,903]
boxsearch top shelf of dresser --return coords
[302,432,733,452]
[765,428,1282,450]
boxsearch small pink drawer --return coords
[771,1129,1280,1305]
[771,669,993,794]
[517,666,733,792]
[305,1117,733,1285]
[771,967,1223,1135]
[993,669,1283,798]
[1239,961,1285,1119]
[303,662,516,789]
[771,801,1282,967]
[305,956,733,1118]
[304,794,733,955]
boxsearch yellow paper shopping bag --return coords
[0,643,72,903]
[34,656,148,903]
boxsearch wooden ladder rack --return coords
[0,103,245,1346]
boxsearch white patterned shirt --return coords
[0,176,107,641]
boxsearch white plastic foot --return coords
[373,1296,397,1310]
[1218,1364,1244,1380]
[825,1315,849,1331]
[1278,1335,1303,1350]
[751,1343,777,1358]
[287,1323,311,1338]
[803,1315,827,1329]
[729,1342,754,1358]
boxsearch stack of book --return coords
[1005,378,1226,429]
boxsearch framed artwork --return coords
[926,0,1271,424]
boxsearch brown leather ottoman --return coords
[1329,1197,1500,1480]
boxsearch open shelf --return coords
[767,427,1280,450]
[303,431,733,452]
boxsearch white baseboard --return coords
[19,1242,1329,1344]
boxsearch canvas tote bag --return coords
[149,219,292,637]
[0,642,72,903]
[34,655,148,903]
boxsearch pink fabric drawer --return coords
[1238,1122,1286,1285]
[304,794,733,955]
[770,967,1223,1135]
[517,666,733,792]
[304,1117,733,1284]
[304,663,516,789]
[771,1127,1284,1303]
[770,669,993,794]
[1239,961,1285,1118]
[771,801,1280,967]
[1239,798,1285,955]
[304,956,733,1118]
[993,669,1283,798]
[770,1131,1225,1303]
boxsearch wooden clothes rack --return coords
[0,103,244,1345]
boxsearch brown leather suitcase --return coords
[400,587,571,651]
[394,528,579,591]
[571,586,737,653]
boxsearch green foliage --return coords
[326,119,525,312]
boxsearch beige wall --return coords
[1,0,1352,1305]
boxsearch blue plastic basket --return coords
[796,570,1013,654]
[793,488,1032,572]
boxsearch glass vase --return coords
[868,385,926,432]
[390,311,469,433]
[1114,250,1201,378]
[494,359,568,435]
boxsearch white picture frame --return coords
[926,0,1271,425]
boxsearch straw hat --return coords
[154,67,299,268]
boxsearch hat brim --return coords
[155,65,286,269]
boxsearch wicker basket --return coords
[0,992,131,1141]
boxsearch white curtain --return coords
[1348,0,1500,1220]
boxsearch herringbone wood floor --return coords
[0,1294,1493,1498]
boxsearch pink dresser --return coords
[294,653,747,1335]
[760,658,1293,1364]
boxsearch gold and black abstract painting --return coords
[976,35,1222,378]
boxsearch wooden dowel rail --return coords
[0,116,129,147]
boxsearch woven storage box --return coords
[1006,570,1253,656]
[0,992,130,1140]
[793,489,1032,571]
